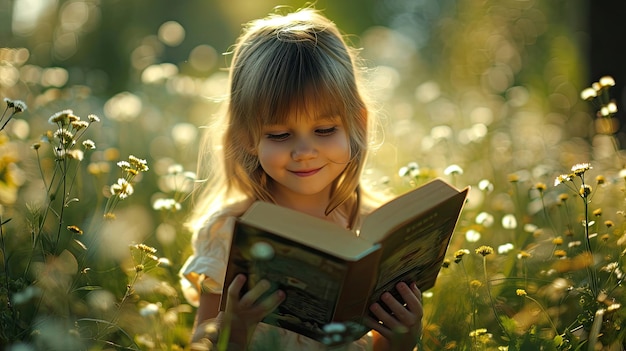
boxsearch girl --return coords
[180,6,423,351]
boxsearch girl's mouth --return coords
[291,168,321,177]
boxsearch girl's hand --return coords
[222,274,285,347]
[365,281,423,351]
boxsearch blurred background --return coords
[3,0,624,151]
[2,0,617,179]
[3,0,626,349]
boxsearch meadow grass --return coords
[1,2,624,349]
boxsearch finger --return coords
[239,279,274,308]
[226,274,246,307]
[370,299,408,334]
[380,290,416,328]
[410,283,422,301]
[397,282,423,319]
[250,289,285,315]
[405,283,424,335]
[363,315,389,337]
[407,283,424,319]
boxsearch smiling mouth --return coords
[291,168,322,177]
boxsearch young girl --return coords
[180,7,423,351]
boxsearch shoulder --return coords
[194,198,255,240]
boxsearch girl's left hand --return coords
[365,281,423,351]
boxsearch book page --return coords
[365,187,468,312]
[240,201,376,260]
[360,178,461,243]
[372,210,454,294]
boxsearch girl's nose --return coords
[291,138,317,161]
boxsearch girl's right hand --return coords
[222,274,285,347]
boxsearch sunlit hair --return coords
[189,7,373,231]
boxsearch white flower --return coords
[554,174,571,186]
[478,179,493,192]
[571,163,592,175]
[444,164,464,176]
[599,76,615,87]
[168,164,184,175]
[580,87,597,101]
[498,243,514,254]
[129,155,149,172]
[82,139,96,150]
[117,161,131,170]
[523,223,538,233]
[139,303,160,317]
[184,171,197,180]
[465,229,481,242]
[110,178,134,199]
[601,106,611,117]
[68,149,84,161]
[476,212,494,227]
[153,198,181,211]
[399,162,420,178]
[157,257,171,267]
[568,241,581,248]
[502,214,518,229]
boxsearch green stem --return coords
[0,215,17,337]
[24,151,61,277]
[540,192,558,237]
[461,262,477,338]
[0,111,15,131]
[582,190,598,297]
[525,295,558,337]
[53,157,69,254]
[482,256,508,340]
[98,271,140,340]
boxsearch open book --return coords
[221,178,469,344]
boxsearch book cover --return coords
[221,178,469,342]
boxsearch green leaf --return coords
[73,285,102,292]
[65,198,80,207]
[72,238,88,251]
[553,334,563,347]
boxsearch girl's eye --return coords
[266,132,290,141]
[316,126,337,136]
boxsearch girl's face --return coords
[256,109,351,207]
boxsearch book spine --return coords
[333,246,382,322]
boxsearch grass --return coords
[3,76,626,350]
[1,2,624,349]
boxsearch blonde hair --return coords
[189,7,373,231]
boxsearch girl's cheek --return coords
[325,136,351,160]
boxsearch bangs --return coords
[256,41,351,125]
[267,85,344,125]
[232,26,360,130]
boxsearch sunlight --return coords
[12,0,57,36]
